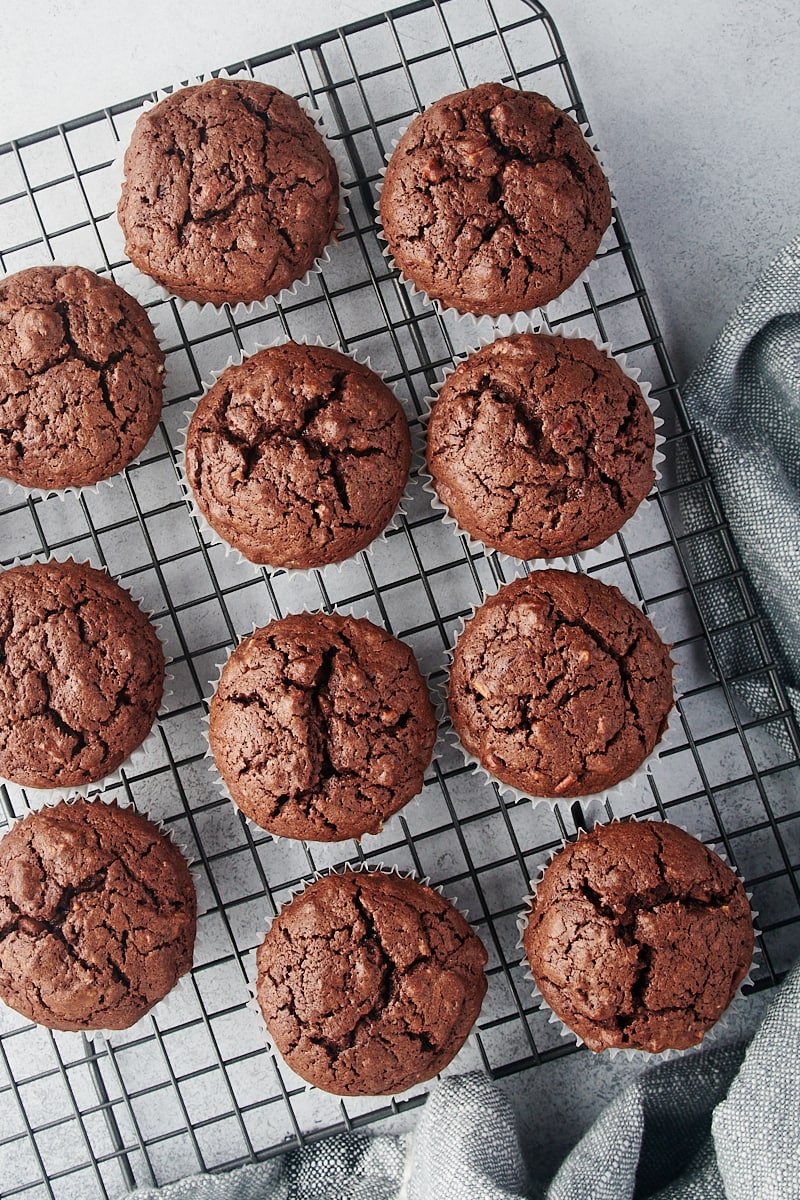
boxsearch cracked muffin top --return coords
[448,570,674,798]
[0,559,165,789]
[0,798,195,1031]
[523,820,754,1052]
[379,82,612,315]
[117,77,339,306]
[209,613,437,842]
[426,334,655,560]
[256,869,487,1094]
[0,265,164,490]
[184,342,411,567]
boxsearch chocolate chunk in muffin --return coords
[0,559,165,789]
[427,334,655,559]
[256,870,487,1094]
[0,265,164,490]
[380,83,611,315]
[523,820,754,1052]
[0,798,196,1031]
[210,613,437,841]
[448,570,673,798]
[185,342,411,567]
[118,78,339,306]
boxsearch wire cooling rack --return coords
[1,1,799,1195]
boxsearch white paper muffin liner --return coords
[375,101,616,328]
[202,605,441,846]
[244,862,484,1097]
[112,68,350,321]
[419,317,665,566]
[0,551,173,807]
[0,276,169,503]
[174,333,415,576]
[0,791,199,1045]
[515,815,761,1062]
[441,572,682,813]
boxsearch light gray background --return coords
[1,0,798,1187]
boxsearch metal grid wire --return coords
[1,0,799,1195]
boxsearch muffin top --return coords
[427,334,655,559]
[523,820,754,1052]
[185,342,410,567]
[0,559,164,789]
[118,78,339,306]
[448,570,673,798]
[0,799,196,1031]
[256,870,487,1094]
[380,83,611,315]
[210,613,437,841]
[0,265,164,490]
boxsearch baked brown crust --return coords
[256,870,487,1094]
[522,820,754,1052]
[209,613,437,841]
[427,334,655,559]
[380,83,611,315]
[0,265,163,489]
[185,342,411,567]
[118,78,339,306]
[0,799,196,1031]
[0,560,164,789]
[448,570,673,797]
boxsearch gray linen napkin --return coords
[131,959,799,1200]
[679,235,800,743]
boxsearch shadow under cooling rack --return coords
[1,1,799,1196]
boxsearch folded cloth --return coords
[131,959,799,1200]
[680,236,800,745]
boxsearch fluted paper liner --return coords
[175,333,415,574]
[419,318,665,565]
[245,862,484,1096]
[0,792,200,1046]
[515,815,760,1061]
[0,551,173,807]
[202,605,441,846]
[112,68,349,320]
[442,573,682,812]
[375,107,616,327]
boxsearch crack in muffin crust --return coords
[0,265,164,489]
[523,820,754,1052]
[0,799,196,1031]
[427,334,655,558]
[118,78,339,306]
[0,560,165,789]
[209,612,437,841]
[256,870,487,1094]
[448,570,674,797]
[380,83,612,315]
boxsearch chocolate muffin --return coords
[209,613,437,841]
[449,570,673,798]
[118,78,339,306]
[0,798,196,1031]
[427,334,655,559]
[185,342,411,567]
[380,83,611,315]
[0,560,165,789]
[256,870,487,1094]
[0,265,164,490]
[523,820,754,1052]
